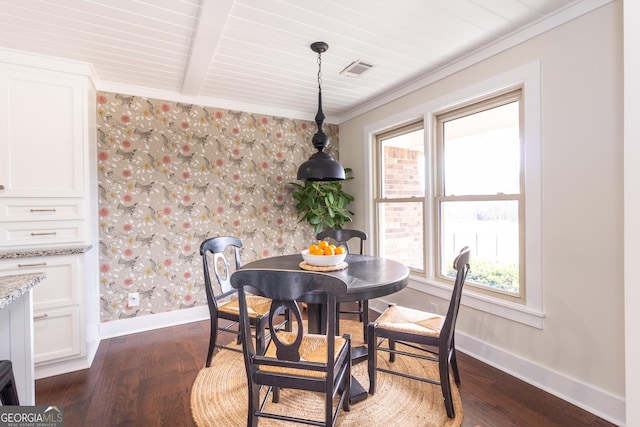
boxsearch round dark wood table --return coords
[241,253,410,403]
[243,254,409,302]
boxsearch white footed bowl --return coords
[301,249,347,267]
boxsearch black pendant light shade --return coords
[297,42,345,181]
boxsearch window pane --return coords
[381,128,424,197]
[378,201,424,271]
[440,200,519,295]
[443,102,520,196]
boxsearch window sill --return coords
[407,274,545,329]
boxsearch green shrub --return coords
[447,258,519,294]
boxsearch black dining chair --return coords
[367,246,470,419]
[0,360,19,405]
[317,229,368,339]
[231,268,352,427]
[200,236,287,367]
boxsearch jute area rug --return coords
[191,320,463,426]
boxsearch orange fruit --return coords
[309,244,319,253]
[323,246,335,256]
[335,245,346,255]
[318,240,329,249]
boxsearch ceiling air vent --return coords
[339,60,373,78]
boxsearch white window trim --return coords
[363,61,544,328]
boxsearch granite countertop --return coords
[0,244,92,260]
[0,272,46,310]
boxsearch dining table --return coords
[241,253,410,403]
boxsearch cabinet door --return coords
[0,64,85,198]
[0,255,83,364]
[33,306,81,363]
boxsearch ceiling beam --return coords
[181,0,234,96]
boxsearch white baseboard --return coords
[455,333,625,426]
[99,305,210,339]
[35,357,91,380]
[368,299,625,426]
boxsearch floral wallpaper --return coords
[96,92,339,322]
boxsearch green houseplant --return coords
[291,168,355,234]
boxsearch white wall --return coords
[624,0,640,425]
[341,2,624,424]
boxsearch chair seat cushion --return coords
[261,332,347,378]
[376,305,444,337]
[218,295,271,318]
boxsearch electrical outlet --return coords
[128,292,140,307]
[429,302,438,314]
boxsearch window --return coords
[366,62,542,327]
[374,123,425,271]
[435,90,523,301]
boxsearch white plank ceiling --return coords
[0,0,606,122]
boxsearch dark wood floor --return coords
[36,310,617,427]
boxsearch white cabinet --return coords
[0,64,85,198]
[0,50,99,380]
[0,62,92,249]
[0,255,84,369]
[33,306,81,364]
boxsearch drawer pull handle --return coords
[18,262,47,268]
[30,232,57,236]
[0,184,4,190]
[33,313,49,320]
[30,209,57,213]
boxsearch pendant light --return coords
[297,42,345,181]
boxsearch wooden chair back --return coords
[317,229,367,254]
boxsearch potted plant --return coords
[290,168,355,234]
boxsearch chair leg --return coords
[388,339,396,363]
[248,383,260,427]
[450,347,461,384]
[255,325,265,355]
[206,317,219,367]
[325,384,333,427]
[367,324,377,395]
[361,300,369,340]
[439,357,455,418]
[285,309,292,332]
[357,300,364,322]
[344,350,351,412]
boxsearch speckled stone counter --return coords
[0,244,92,260]
[0,272,46,310]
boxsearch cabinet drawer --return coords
[0,220,84,246]
[0,255,80,309]
[0,199,84,222]
[33,306,81,364]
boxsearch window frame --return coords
[363,61,543,328]
[373,121,426,274]
[434,89,525,304]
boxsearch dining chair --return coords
[367,246,470,419]
[231,268,352,427]
[316,229,368,339]
[0,360,20,405]
[200,236,287,367]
